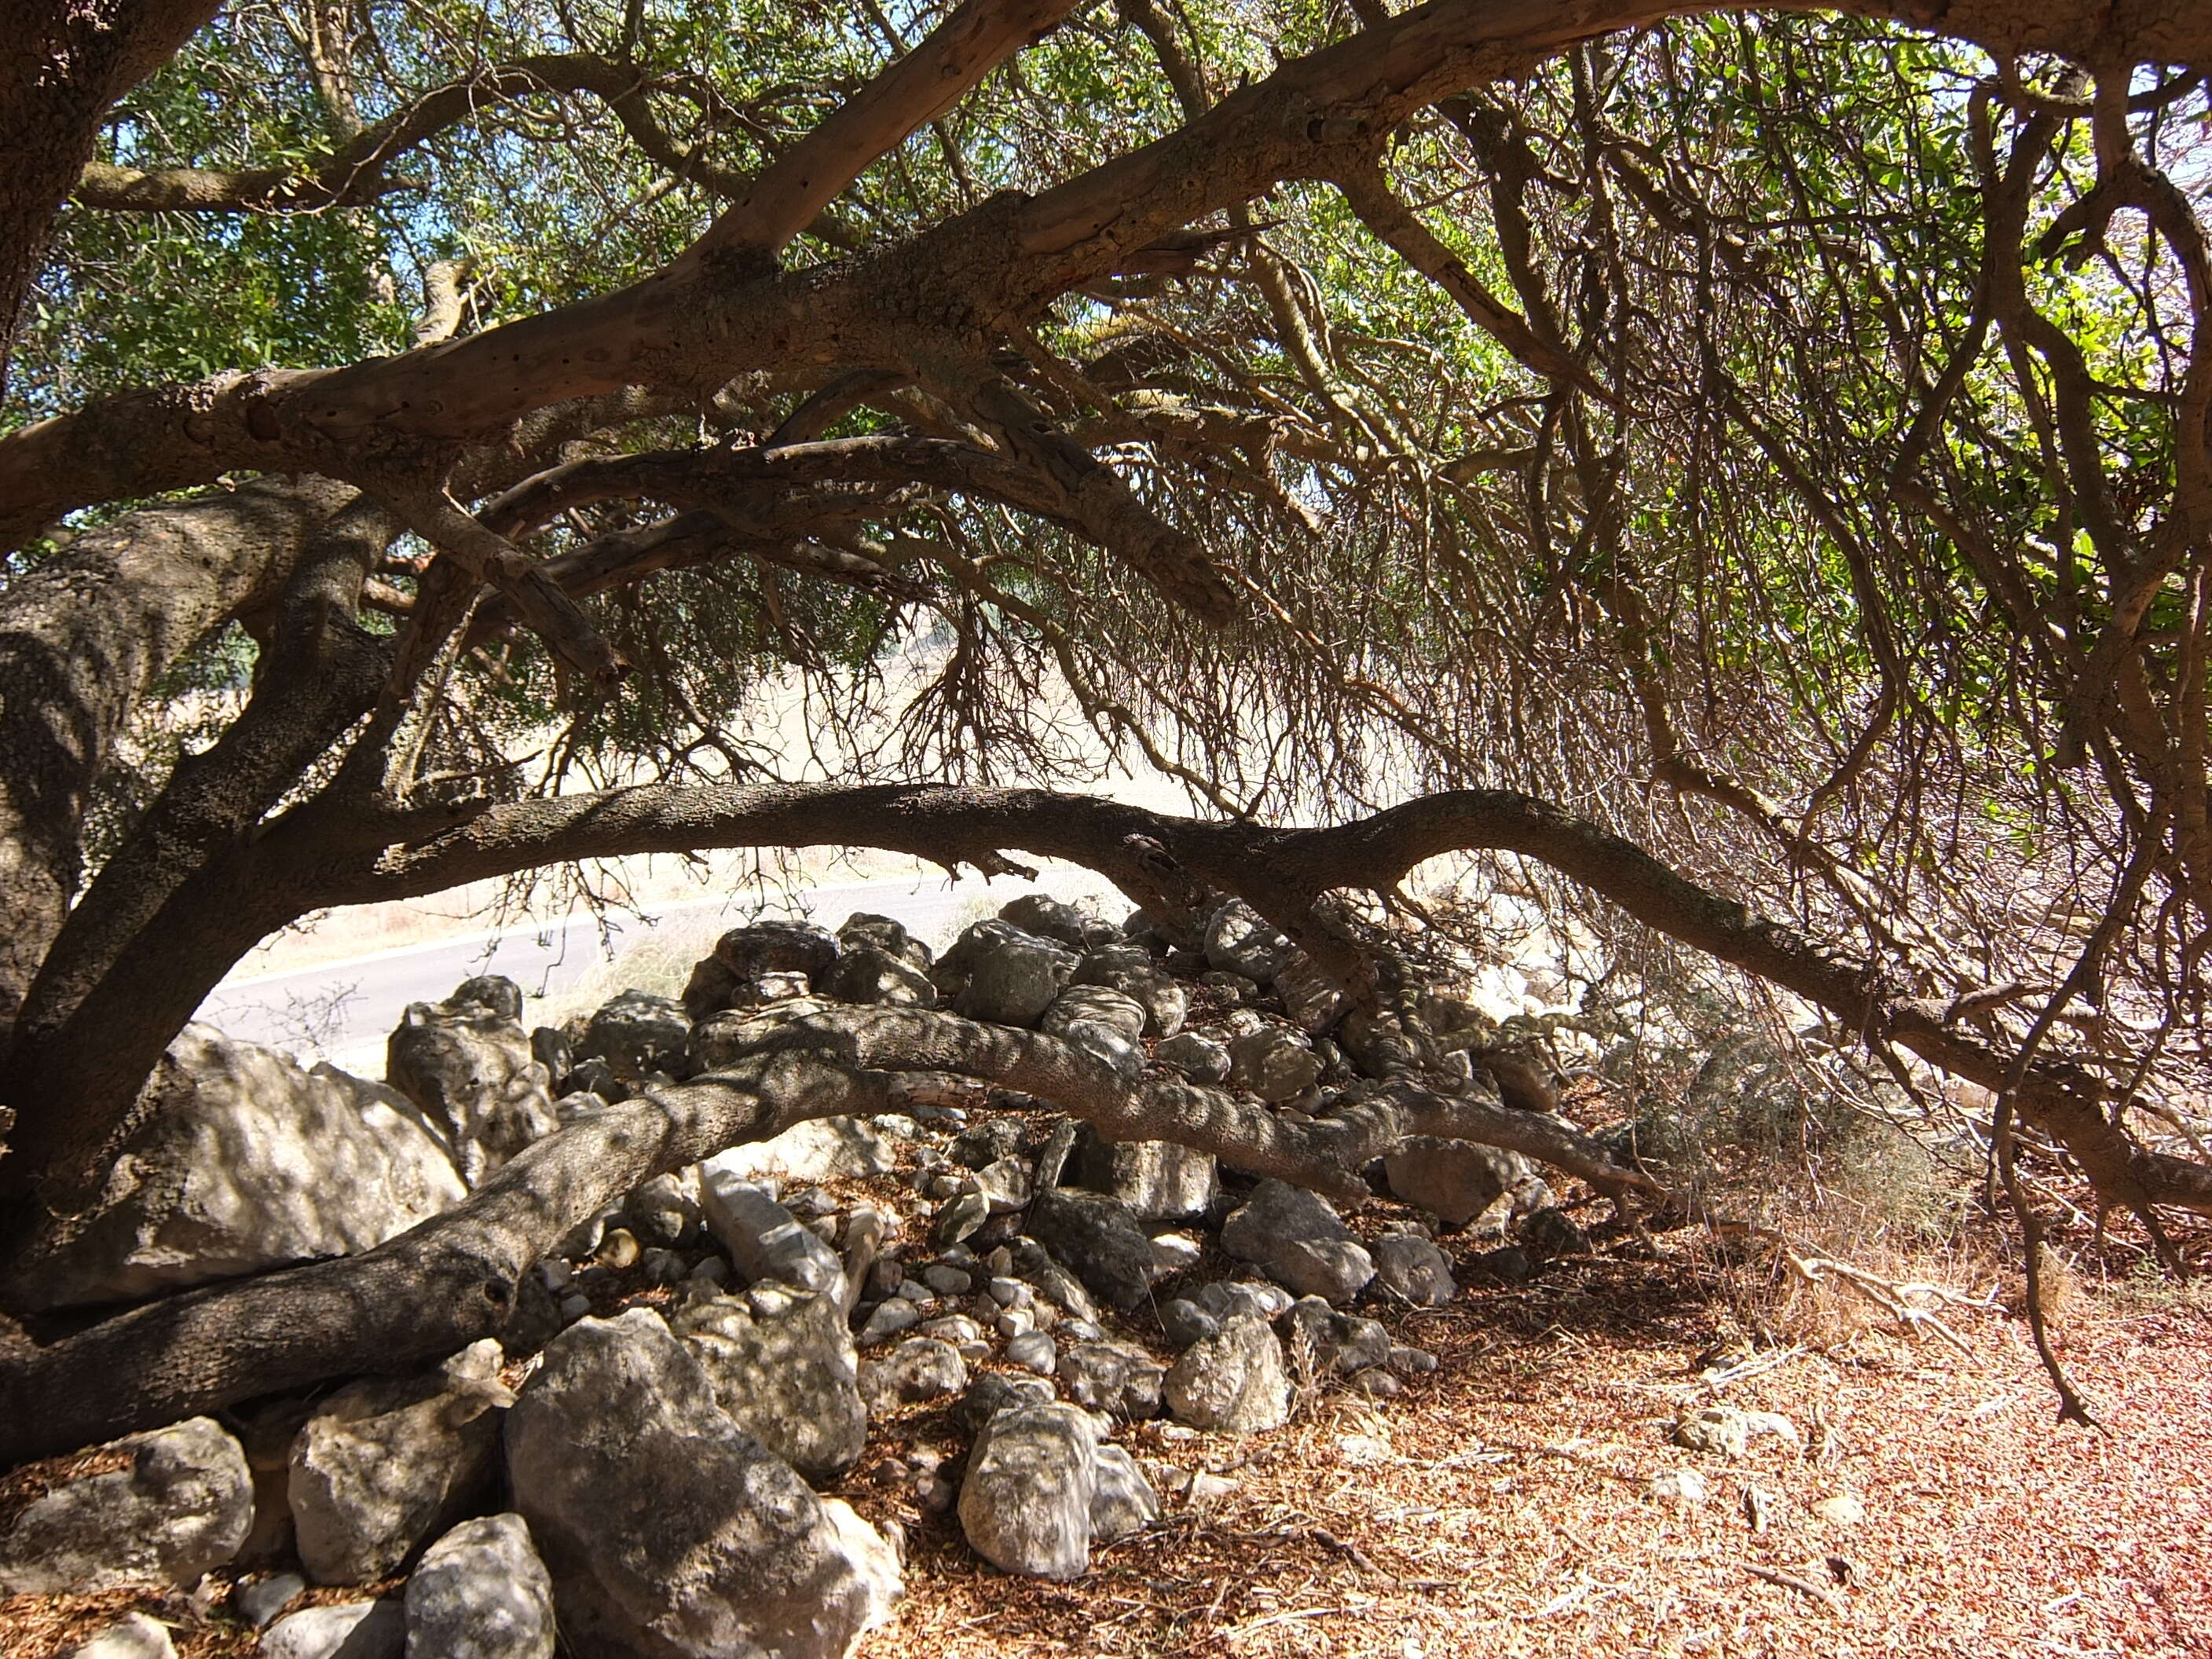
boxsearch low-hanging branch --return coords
[244,778,2212,1222]
[0,1002,1654,1465]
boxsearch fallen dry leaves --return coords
[5,1221,2207,1659]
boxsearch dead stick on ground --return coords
[1744,1563,1845,1617]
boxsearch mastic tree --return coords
[0,0,2208,1452]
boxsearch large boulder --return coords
[574,990,693,1081]
[387,979,557,1182]
[1071,945,1187,1037]
[1038,986,1147,1075]
[670,1290,866,1481]
[402,1514,555,1659]
[1067,1126,1217,1221]
[1025,1188,1159,1312]
[958,1403,1155,1580]
[2,1027,463,1311]
[289,1340,511,1584]
[0,1417,252,1595]
[1220,1179,1375,1305]
[1382,1137,1540,1228]
[1163,1317,1291,1433]
[954,932,1079,1027]
[819,944,937,1008]
[683,921,840,1019]
[1203,901,1293,983]
[506,1309,902,1659]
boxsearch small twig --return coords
[1744,1563,1845,1617]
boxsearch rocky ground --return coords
[2,892,2206,1658]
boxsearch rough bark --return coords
[0,1004,1653,1464]
[0,478,356,1033]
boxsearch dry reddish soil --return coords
[7,1218,2207,1659]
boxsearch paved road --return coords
[193,875,974,1067]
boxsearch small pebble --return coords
[894,1280,936,1305]
[987,1276,1028,1307]
[689,1254,731,1284]
[858,1299,923,1345]
[921,1264,972,1295]
[1652,1468,1708,1506]
[1061,1318,1105,1343]
[914,1474,956,1514]
[558,1293,591,1322]
[1351,1369,1401,1398]
[996,1307,1036,1339]
[1385,1346,1438,1375]
[536,1260,573,1291]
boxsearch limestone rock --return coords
[64,1613,175,1659]
[575,990,693,1082]
[858,1338,969,1416]
[402,1514,555,1659]
[1672,1406,1801,1459]
[1219,1180,1375,1305]
[0,1417,251,1595]
[1370,1233,1457,1306]
[959,1404,1142,1580]
[1039,985,1147,1076]
[1071,946,1188,1038]
[1057,1341,1164,1419]
[1090,1445,1161,1542]
[506,1309,901,1659]
[1284,1298,1390,1376]
[1228,1026,1322,1104]
[684,921,841,1016]
[1025,1188,1159,1312]
[290,1340,511,1584]
[1068,1126,1217,1221]
[695,1162,847,1295]
[953,932,1079,1027]
[1163,1317,1291,1433]
[820,944,937,1008]
[2,1027,464,1311]
[837,913,931,969]
[670,1290,866,1481]
[387,982,557,1182]
[1382,1137,1540,1229]
[1203,901,1292,983]
[998,893,1111,949]
[260,1602,404,1659]
[1152,1031,1231,1083]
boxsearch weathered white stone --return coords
[958,1404,1099,1580]
[1163,1316,1291,1434]
[2,1027,463,1310]
[506,1310,899,1658]
[0,1417,251,1595]
[290,1340,511,1585]
[402,1514,555,1659]
[669,1289,866,1481]
[260,1601,404,1659]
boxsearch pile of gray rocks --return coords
[3,889,1591,1657]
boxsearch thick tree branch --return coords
[12,0,2206,550]
[0,1002,1654,1463]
